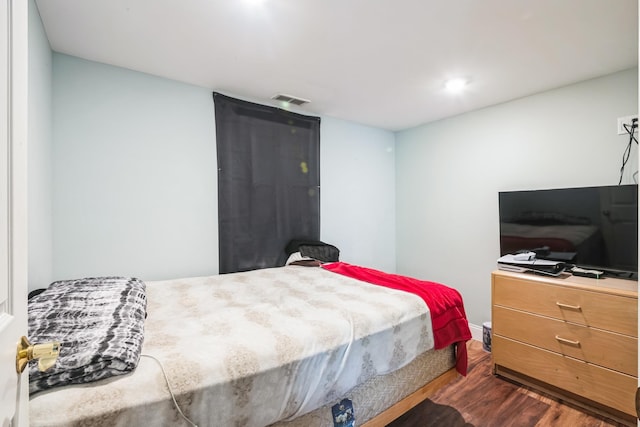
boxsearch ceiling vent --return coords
[271,93,311,106]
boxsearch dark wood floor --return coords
[388,340,631,427]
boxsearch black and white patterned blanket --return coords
[28,277,147,394]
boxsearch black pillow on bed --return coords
[28,288,47,299]
[285,239,339,263]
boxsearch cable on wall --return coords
[618,118,638,185]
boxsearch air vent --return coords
[271,93,311,106]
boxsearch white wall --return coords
[321,117,396,273]
[51,54,634,320]
[52,54,219,282]
[28,0,53,290]
[52,54,397,282]
[395,68,638,327]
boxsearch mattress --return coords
[271,346,455,427]
[29,265,442,427]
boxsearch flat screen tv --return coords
[499,184,638,280]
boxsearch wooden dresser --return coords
[491,269,638,424]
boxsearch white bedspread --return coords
[30,265,434,427]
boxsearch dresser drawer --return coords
[493,275,637,336]
[493,335,636,416]
[493,306,637,376]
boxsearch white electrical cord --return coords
[141,354,199,427]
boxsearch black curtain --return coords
[214,93,320,274]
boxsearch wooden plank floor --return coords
[387,340,631,427]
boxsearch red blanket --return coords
[322,262,472,376]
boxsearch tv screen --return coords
[499,184,638,280]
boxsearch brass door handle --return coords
[16,336,60,374]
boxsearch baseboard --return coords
[469,322,484,342]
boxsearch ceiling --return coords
[35,0,638,131]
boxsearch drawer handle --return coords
[555,335,580,347]
[555,302,581,311]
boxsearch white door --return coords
[0,0,29,425]
[637,16,640,427]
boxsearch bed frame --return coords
[362,368,458,426]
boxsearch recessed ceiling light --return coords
[445,78,468,93]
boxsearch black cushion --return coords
[285,239,340,263]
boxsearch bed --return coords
[28,263,470,427]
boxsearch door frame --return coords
[0,0,29,425]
